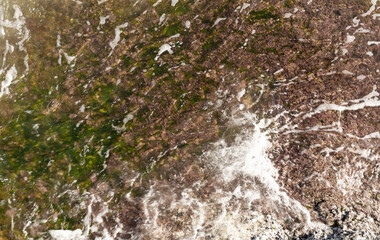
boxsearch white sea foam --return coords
[236,88,245,101]
[171,0,179,7]
[300,85,380,120]
[49,190,126,240]
[153,0,162,7]
[346,34,355,43]
[0,3,29,98]
[212,17,226,27]
[49,229,84,240]
[0,65,17,97]
[112,113,134,132]
[155,43,173,60]
[108,22,129,56]
[368,41,380,45]
[240,3,250,12]
[362,0,378,17]
[18,0,380,238]
[99,15,109,25]
[139,111,325,239]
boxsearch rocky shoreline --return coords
[0,0,379,239]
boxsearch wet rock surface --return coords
[0,0,379,239]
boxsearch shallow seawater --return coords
[0,0,29,97]
[139,112,326,239]
[0,0,379,239]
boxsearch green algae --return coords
[0,0,325,237]
[284,0,294,8]
[248,8,279,22]
[162,21,184,37]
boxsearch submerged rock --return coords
[0,0,378,239]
